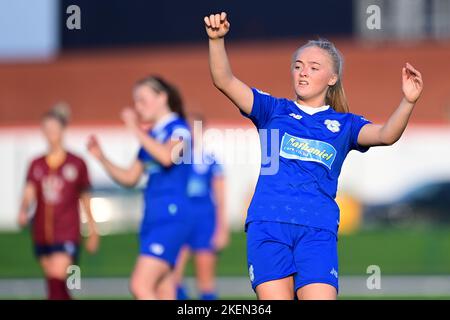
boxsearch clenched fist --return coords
[204,12,230,40]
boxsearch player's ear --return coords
[328,74,338,86]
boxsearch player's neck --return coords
[296,93,327,108]
[46,145,66,169]
[296,98,327,108]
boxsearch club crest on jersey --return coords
[324,119,341,133]
[279,133,337,169]
[62,164,78,182]
[289,113,303,120]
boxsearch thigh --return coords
[296,283,337,300]
[47,252,73,279]
[131,255,171,288]
[256,276,295,300]
[156,270,176,300]
[173,246,191,284]
[246,221,296,294]
[38,255,52,277]
[293,226,339,298]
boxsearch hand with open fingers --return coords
[204,12,230,40]
[402,62,423,104]
[87,135,104,161]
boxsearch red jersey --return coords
[26,152,91,245]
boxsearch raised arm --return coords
[87,135,144,188]
[121,108,188,168]
[358,63,424,147]
[204,12,254,115]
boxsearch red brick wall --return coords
[1,40,449,126]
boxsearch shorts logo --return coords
[150,243,165,256]
[64,241,76,256]
[324,119,341,133]
[168,203,178,215]
[249,264,255,282]
[330,268,338,279]
[279,133,337,169]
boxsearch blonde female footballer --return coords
[204,12,423,300]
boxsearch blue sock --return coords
[177,285,189,300]
[200,291,217,300]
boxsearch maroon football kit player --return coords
[26,152,90,260]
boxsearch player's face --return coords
[133,85,165,122]
[292,46,338,105]
[42,117,64,146]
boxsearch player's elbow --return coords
[159,154,175,168]
[121,173,141,188]
[212,73,233,91]
[379,135,398,146]
[120,179,137,188]
[212,78,227,91]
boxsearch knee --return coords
[129,276,151,299]
[196,277,215,292]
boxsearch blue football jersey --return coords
[242,88,372,235]
[137,113,192,222]
[187,152,223,213]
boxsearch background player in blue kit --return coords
[87,76,193,299]
[174,114,228,300]
[204,12,424,300]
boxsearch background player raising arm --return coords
[357,63,424,147]
[87,135,144,188]
[204,12,253,115]
[87,90,188,187]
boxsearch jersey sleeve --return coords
[350,114,372,153]
[137,129,153,163]
[241,88,278,128]
[137,147,146,162]
[78,159,91,192]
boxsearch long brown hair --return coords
[292,39,349,113]
[135,75,186,119]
